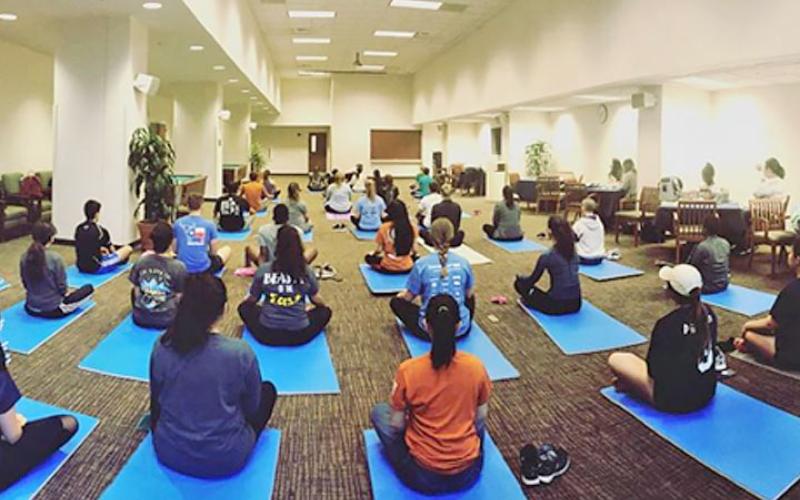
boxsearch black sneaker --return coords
[535,444,570,484]
[716,338,736,354]
[519,444,541,486]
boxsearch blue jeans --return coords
[370,403,484,495]
[578,255,604,266]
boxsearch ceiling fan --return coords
[306,51,387,75]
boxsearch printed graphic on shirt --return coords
[263,272,303,308]
[138,269,174,311]
[426,264,466,300]
[219,198,242,217]
[181,221,208,247]
[683,315,715,374]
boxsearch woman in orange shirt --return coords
[365,200,417,274]
[371,294,491,494]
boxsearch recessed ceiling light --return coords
[298,70,331,77]
[363,50,398,57]
[241,89,250,94]
[293,37,331,44]
[0,13,18,21]
[296,55,328,62]
[189,44,204,51]
[288,10,336,19]
[142,2,162,10]
[358,65,386,72]
[374,30,416,39]
[227,78,239,84]
[213,65,226,71]
[250,96,257,100]
[390,0,442,10]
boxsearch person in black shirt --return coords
[0,341,78,491]
[379,174,400,206]
[735,238,800,369]
[419,184,464,248]
[608,264,717,413]
[214,182,251,232]
[74,200,133,274]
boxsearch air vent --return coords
[440,2,468,13]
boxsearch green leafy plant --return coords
[250,142,266,174]
[525,141,552,178]
[128,127,176,221]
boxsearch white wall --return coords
[508,110,550,176]
[444,122,481,167]
[222,103,251,165]
[660,84,713,188]
[413,0,800,123]
[252,126,329,174]
[147,94,174,135]
[266,78,331,126]
[0,39,53,174]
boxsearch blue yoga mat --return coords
[217,228,252,241]
[79,315,163,382]
[702,284,776,317]
[485,237,547,253]
[360,265,407,295]
[518,299,646,355]
[66,263,132,289]
[243,329,340,395]
[399,322,519,381]
[602,384,800,499]
[5,397,98,500]
[101,430,281,500]
[579,261,644,281]
[302,230,313,243]
[351,227,378,241]
[1,300,96,354]
[364,430,525,500]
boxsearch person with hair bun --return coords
[753,157,787,199]
[371,294,491,494]
[390,218,475,339]
[608,264,718,413]
[515,216,581,315]
[20,222,94,319]
[482,185,523,242]
[150,273,277,478]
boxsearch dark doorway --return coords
[308,132,328,173]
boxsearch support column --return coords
[53,17,148,243]
[172,82,224,197]
[222,103,252,166]
[636,85,664,189]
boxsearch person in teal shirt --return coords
[415,167,433,199]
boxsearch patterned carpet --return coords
[0,175,797,499]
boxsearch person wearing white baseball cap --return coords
[607,263,718,413]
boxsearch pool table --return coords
[171,174,207,214]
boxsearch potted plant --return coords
[525,141,552,178]
[249,142,265,175]
[128,126,176,249]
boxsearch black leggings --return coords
[390,295,476,340]
[0,416,78,491]
[351,215,379,232]
[324,205,351,215]
[364,254,413,275]
[419,228,465,248]
[25,285,94,319]
[247,382,277,436]
[514,278,581,315]
[238,301,332,346]
[482,224,523,242]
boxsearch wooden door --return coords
[308,132,328,173]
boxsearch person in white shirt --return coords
[416,182,444,229]
[753,157,787,200]
[349,164,366,193]
[324,171,353,214]
[572,197,606,265]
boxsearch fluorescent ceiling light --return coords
[296,55,328,62]
[241,89,250,94]
[0,13,18,21]
[298,70,331,77]
[374,30,416,39]
[576,94,627,102]
[227,78,239,83]
[293,37,331,44]
[189,44,204,51]
[212,65,225,71]
[672,76,734,90]
[358,65,386,72]
[390,0,443,10]
[288,10,336,18]
[142,2,162,10]
[363,50,398,57]
[515,106,565,112]
[250,96,257,100]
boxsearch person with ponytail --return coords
[239,225,332,346]
[371,294,492,494]
[391,218,475,339]
[732,238,800,369]
[365,200,418,274]
[482,185,523,242]
[21,222,94,319]
[150,273,277,478]
[351,179,386,231]
[608,264,718,413]
[515,216,581,315]
[0,338,78,491]
[286,182,313,233]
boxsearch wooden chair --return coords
[748,197,795,276]
[536,176,565,213]
[614,187,660,247]
[563,183,587,222]
[674,201,717,262]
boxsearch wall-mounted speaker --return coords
[133,73,160,96]
[632,92,657,109]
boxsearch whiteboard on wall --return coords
[370,129,422,161]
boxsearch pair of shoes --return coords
[332,223,347,232]
[490,295,508,305]
[520,443,570,486]
[314,263,339,280]
[606,249,621,261]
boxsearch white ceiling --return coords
[247,0,517,76]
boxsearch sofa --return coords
[0,171,52,241]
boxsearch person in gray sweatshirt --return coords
[688,215,730,294]
[20,223,94,319]
[572,198,606,265]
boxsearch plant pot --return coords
[137,220,157,251]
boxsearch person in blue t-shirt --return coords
[351,180,387,231]
[173,194,231,275]
[0,340,78,491]
[390,218,475,339]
